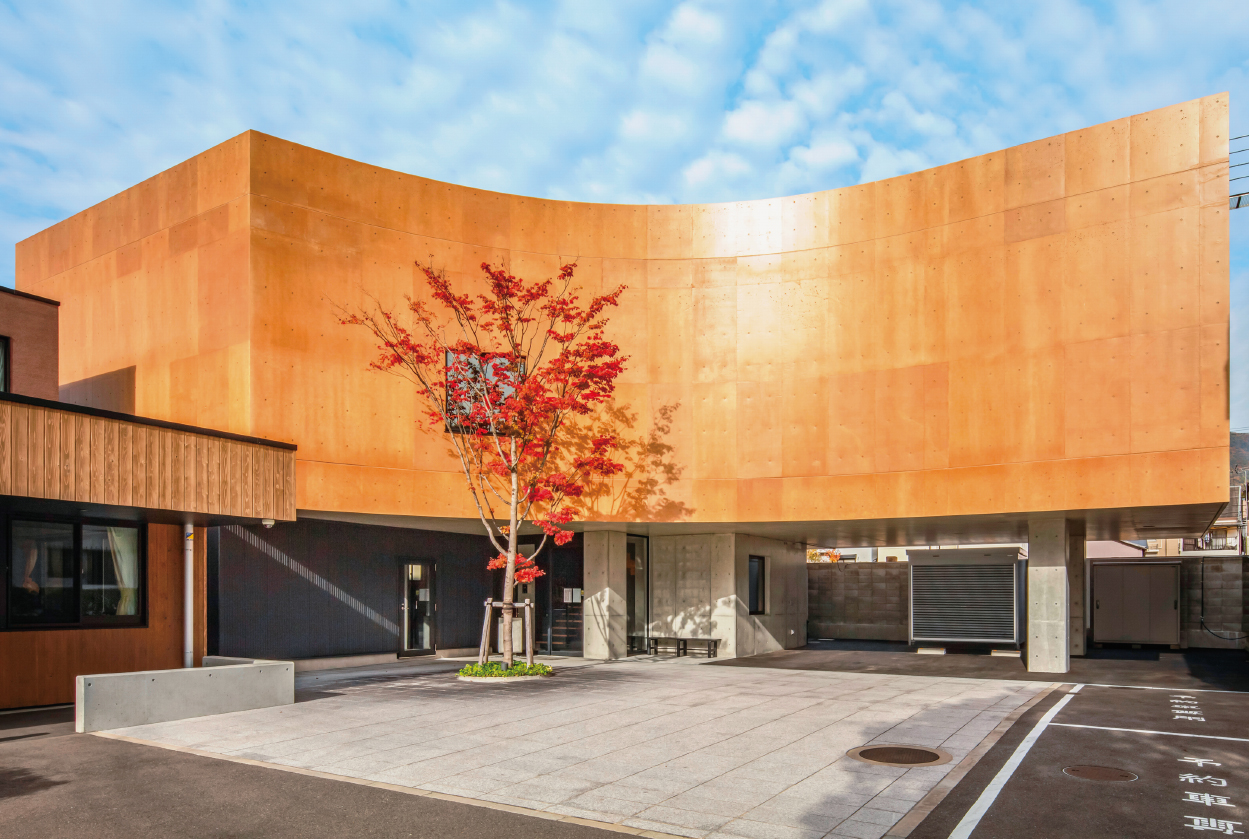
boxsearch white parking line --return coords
[947,685,1083,839]
[1080,683,1245,694]
[1049,723,1249,743]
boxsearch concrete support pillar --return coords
[1068,528,1087,658]
[583,530,627,660]
[1027,517,1070,673]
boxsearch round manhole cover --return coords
[848,745,952,767]
[1063,765,1138,782]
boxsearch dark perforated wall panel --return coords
[211,519,492,659]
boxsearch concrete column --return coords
[1068,529,1086,658]
[1027,517,1070,673]
[583,530,627,660]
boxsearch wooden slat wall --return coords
[0,402,295,520]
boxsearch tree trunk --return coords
[502,441,519,668]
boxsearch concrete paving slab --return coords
[0,715,625,839]
[91,658,1046,838]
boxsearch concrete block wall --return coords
[1180,557,1246,650]
[647,533,806,658]
[650,534,737,655]
[807,563,909,642]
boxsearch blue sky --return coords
[2,0,1248,424]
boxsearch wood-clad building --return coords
[10,94,1232,675]
[0,293,295,709]
[0,394,295,521]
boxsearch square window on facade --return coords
[748,555,765,615]
[444,350,524,433]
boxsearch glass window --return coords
[626,535,648,653]
[81,525,142,618]
[10,522,76,624]
[7,520,144,628]
[748,555,765,615]
[444,350,523,432]
[0,335,9,393]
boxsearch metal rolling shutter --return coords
[911,564,1017,643]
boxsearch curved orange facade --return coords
[17,94,1230,543]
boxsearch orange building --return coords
[9,93,1230,679]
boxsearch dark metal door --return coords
[402,561,436,655]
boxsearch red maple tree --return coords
[341,261,627,666]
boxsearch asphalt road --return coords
[909,684,1249,838]
[0,708,617,839]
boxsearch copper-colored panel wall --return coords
[0,400,295,521]
[18,134,253,436]
[0,524,184,709]
[16,95,1231,532]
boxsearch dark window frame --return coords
[0,335,10,394]
[2,514,148,632]
[748,554,766,616]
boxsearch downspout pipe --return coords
[184,524,195,668]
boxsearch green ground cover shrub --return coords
[458,662,554,678]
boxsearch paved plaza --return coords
[105,660,1049,839]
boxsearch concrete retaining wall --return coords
[807,563,909,642]
[75,659,294,733]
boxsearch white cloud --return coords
[683,150,752,188]
[722,100,807,147]
[789,135,858,171]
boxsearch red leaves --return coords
[341,258,629,580]
[488,551,545,583]
[514,562,545,584]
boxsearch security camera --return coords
[262,519,275,529]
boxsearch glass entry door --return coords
[402,561,435,656]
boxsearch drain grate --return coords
[848,745,952,767]
[1064,765,1138,782]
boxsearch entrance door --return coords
[544,543,583,655]
[402,561,436,655]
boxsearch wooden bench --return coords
[646,637,720,658]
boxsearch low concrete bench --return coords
[75,657,294,733]
[647,637,720,658]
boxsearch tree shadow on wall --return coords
[561,400,694,523]
[650,603,718,638]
